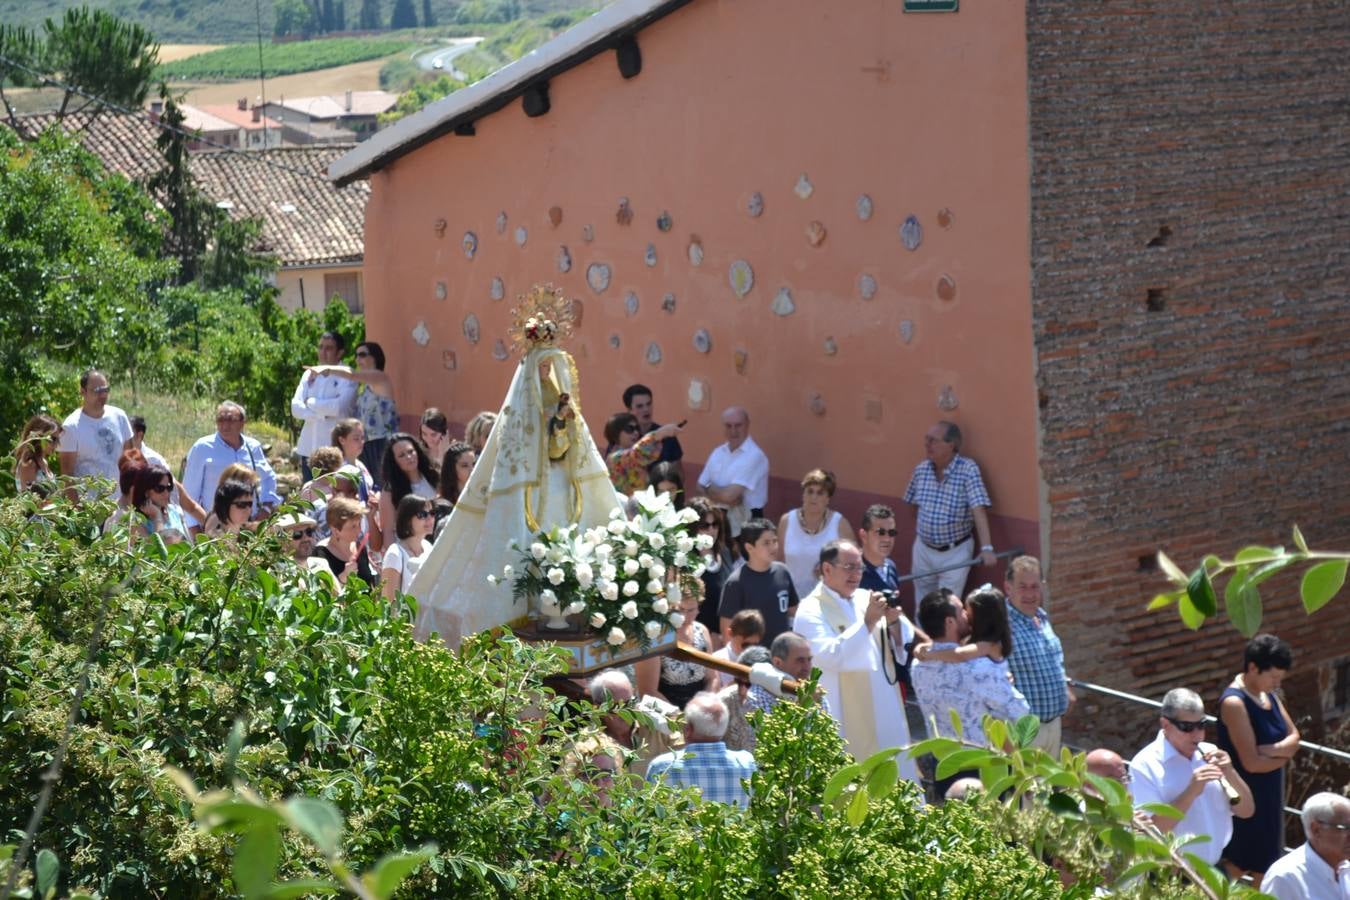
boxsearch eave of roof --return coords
[329,0,691,187]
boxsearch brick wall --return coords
[1026,1,1350,744]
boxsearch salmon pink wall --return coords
[362,0,1037,553]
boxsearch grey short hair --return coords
[737,645,772,667]
[1301,791,1350,832]
[684,692,729,739]
[588,670,632,704]
[1159,688,1205,719]
[217,401,246,420]
[769,631,809,662]
[937,420,962,451]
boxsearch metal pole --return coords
[892,546,1024,586]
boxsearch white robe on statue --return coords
[411,347,622,648]
[792,583,920,785]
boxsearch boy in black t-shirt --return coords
[717,518,799,644]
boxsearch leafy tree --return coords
[147,90,215,286]
[421,0,435,26]
[41,6,160,122]
[0,24,44,130]
[358,0,383,30]
[378,73,465,125]
[274,0,317,36]
[390,0,418,28]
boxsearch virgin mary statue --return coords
[411,285,623,648]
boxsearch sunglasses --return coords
[231,500,255,510]
[414,509,433,519]
[871,528,899,537]
[698,520,718,529]
[152,482,173,493]
[1164,716,1207,733]
[622,424,640,433]
[91,386,111,395]
[289,528,317,539]
[355,350,371,358]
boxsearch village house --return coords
[260,90,399,145]
[7,113,368,311]
[331,0,1350,744]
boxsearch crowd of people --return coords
[14,338,1349,893]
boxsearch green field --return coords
[158,35,416,81]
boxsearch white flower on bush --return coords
[590,611,607,628]
[645,578,664,595]
[648,532,666,550]
[622,580,640,598]
[695,533,714,551]
[575,562,594,588]
[595,542,612,561]
[624,540,639,557]
[620,600,639,619]
[501,564,514,580]
[607,627,627,646]
[668,612,685,628]
[607,519,627,535]
[651,597,670,615]
[486,574,498,585]
[674,551,688,567]
[546,567,566,586]
[565,600,586,615]
[539,588,560,611]
[600,562,617,581]
[546,546,565,564]
[692,562,706,578]
[644,621,664,639]
[667,580,681,604]
[610,507,625,519]
[679,507,700,525]
[648,562,666,579]
[530,542,547,560]
[658,508,681,530]
[574,540,595,560]
[675,534,695,554]
[622,558,640,576]
[638,553,654,569]
[601,581,620,601]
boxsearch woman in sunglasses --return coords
[200,479,258,537]
[129,463,204,545]
[382,494,435,604]
[687,497,734,650]
[315,496,374,586]
[602,412,682,497]
[13,414,62,495]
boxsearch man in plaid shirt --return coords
[902,421,995,605]
[647,693,757,807]
[1004,555,1074,753]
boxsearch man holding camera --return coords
[792,540,919,785]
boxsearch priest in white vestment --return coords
[792,539,920,785]
[410,286,622,648]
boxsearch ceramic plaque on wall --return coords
[412,321,430,346]
[693,329,711,353]
[582,224,594,243]
[794,174,813,199]
[557,246,572,273]
[462,231,478,259]
[771,287,796,316]
[549,206,563,228]
[856,194,874,222]
[616,197,633,226]
[656,211,672,232]
[496,211,508,234]
[900,215,922,251]
[515,226,528,247]
[729,260,754,297]
[662,293,676,313]
[644,244,657,267]
[624,291,639,316]
[434,280,447,301]
[586,263,611,293]
[462,314,480,344]
[492,339,509,361]
[688,238,704,267]
[645,342,662,365]
[858,273,878,300]
[805,221,826,247]
[746,192,764,218]
[490,276,504,300]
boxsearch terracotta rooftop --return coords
[6,113,369,267]
[194,104,284,131]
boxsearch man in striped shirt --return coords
[647,692,757,808]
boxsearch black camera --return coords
[879,590,904,609]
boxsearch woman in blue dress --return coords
[1216,633,1301,888]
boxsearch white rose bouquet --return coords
[493,487,706,650]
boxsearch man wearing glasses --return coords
[1263,791,1350,899]
[1129,688,1255,867]
[58,368,134,496]
[182,401,280,532]
[792,540,919,786]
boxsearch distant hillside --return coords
[0,0,600,44]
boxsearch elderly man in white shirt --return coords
[1129,688,1255,867]
[792,540,919,786]
[291,331,357,481]
[1263,791,1350,899]
[697,406,769,537]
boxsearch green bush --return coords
[0,494,1067,898]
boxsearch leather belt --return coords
[920,533,972,553]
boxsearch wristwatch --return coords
[980,544,994,552]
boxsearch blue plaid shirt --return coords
[646,741,757,807]
[901,454,991,546]
[1005,602,1069,721]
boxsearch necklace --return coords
[798,507,828,535]
[1236,674,1272,708]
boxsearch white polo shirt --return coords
[1129,730,1233,865]
[1262,843,1350,900]
[697,435,769,533]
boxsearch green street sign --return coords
[904,0,958,10]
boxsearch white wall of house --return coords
[275,264,364,313]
